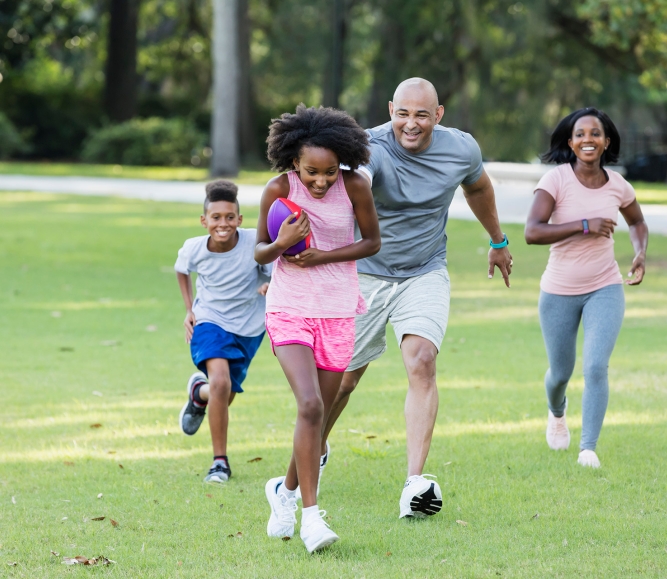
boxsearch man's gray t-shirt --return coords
[356,122,484,280]
[174,228,270,337]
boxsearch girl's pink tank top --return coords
[265,170,366,319]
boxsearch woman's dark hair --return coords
[542,107,620,167]
[266,104,370,172]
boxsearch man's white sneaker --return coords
[399,474,443,519]
[546,408,570,450]
[578,450,601,468]
[300,510,339,553]
[295,441,329,500]
[265,477,297,538]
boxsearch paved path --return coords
[1,169,666,234]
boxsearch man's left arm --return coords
[461,170,513,288]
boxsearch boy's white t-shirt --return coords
[174,228,270,337]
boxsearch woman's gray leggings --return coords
[538,284,625,451]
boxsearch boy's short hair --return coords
[204,180,240,214]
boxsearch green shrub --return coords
[0,59,102,159]
[0,112,30,159]
[81,117,208,167]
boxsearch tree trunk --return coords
[210,0,239,176]
[105,0,140,122]
[322,0,346,109]
[237,0,260,165]
[366,12,404,127]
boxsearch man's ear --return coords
[388,101,394,117]
[435,104,445,124]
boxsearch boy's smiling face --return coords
[201,200,242,250]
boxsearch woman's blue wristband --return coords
[489,234,509,249]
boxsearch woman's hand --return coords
[184,310,196,344]
[588,217,616,238]
[276,211,310,250]
[283,248,325,268]
[626,253,646,286]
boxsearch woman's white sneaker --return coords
[265,477,297,538]
[546,408,570,450]
[300,509,339,553]
[578,449,601,468]
[399,474,443,519]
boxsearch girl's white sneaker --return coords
[578,449,601,468]
[265,477,297,538]
[300,510,339,553]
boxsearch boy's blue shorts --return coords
[190,322,264,393]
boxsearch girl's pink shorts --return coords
[265,312,355,373]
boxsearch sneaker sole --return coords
[204,474,229,485]
[401,482,443,518]
[179,373,207,436]
[305,533,339,553]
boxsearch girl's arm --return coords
[254,175,311,265]
[176,271,196,343]
[284,170,380,268]
[619,199,648,285]
[524,189,616,245]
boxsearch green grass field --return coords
[631,181,667,205]
[1,191,666,578]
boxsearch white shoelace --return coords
[304,509,330,529]
[277,494,297,525]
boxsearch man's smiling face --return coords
[389,79,444,154]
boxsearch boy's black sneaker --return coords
[179,372,208,436]
[204,459,232,484]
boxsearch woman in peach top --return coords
[525,107,648,468]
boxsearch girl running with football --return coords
[255,104,380,553]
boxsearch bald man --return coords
[320,78,513,518]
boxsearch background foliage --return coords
[0,0,665,164]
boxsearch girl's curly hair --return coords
[266,104,370,172]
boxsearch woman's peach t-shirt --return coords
[535,163,635,296]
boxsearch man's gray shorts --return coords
[348,269,451,371]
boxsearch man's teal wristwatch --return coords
[489,234,509,249]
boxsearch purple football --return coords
[267,198,311,256]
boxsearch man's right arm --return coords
[461,171,513,288]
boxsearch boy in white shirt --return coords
[175,180,270,483]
